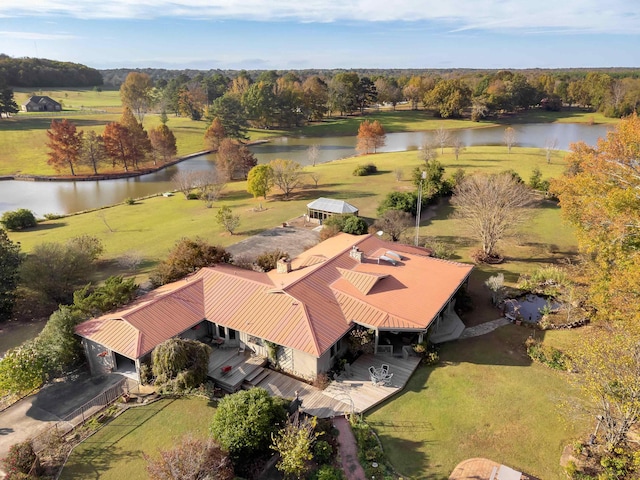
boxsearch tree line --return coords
[114,68,640,130]
[0,54,103,87]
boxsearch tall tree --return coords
[0,81,19,118]
[0,229,22,322]
[119,72,154,123]
[425,78,471,118]
[208,94,248,141]
[451,173,535,261]
[204,117,226,152]
[216,138,255,181]
[103,121,133,172]
[269,159,303,199]
[301,76,328,121]
[551,114,640,325]
[247,164,274,199]
[373,209,413,242]
[46,119,83,176]
[243,80,277,128]
[434,126,450,154]
[328,72,359,115]
[356,120,386,154]
[79,130,107,175]
[149,124,177,164]
[503,126,517,153]
[119,107,152,169]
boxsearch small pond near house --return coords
[505,294,560,323]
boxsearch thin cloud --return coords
[0,0,638,35]
[0,31,77,40]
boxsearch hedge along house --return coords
[306,197,359,223]
[75,233,473,382]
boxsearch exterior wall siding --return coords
[83,339,115,376]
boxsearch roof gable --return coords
[336,267,388,295]
[306,197,358,214]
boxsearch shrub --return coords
[2,441,38,477]
[323,214,368,236]
[525,337,568,370]
[150,238,231,287]
[314,440,333,464]
[186,192,199,200]
[255,250,289,272]
[124,197,136,205]
[312,373,331,390]
[312,465,346,480]
[1,209,37,231]
[377,191,419,216]
[210,388,287,458]
[152,338,212,392]
[352,163,377,176]
[43,213,64,220]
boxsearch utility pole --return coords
[415,170,426,246]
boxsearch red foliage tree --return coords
[356,119,386,154]
[46,119,83,175]
[204,117,226,152]
[149,124,177,164]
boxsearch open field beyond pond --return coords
[0,86,617,176]
[60,397,215,480]
[367,326,588,480]
[8,145,570,275]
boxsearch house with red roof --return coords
[75,233,473,382]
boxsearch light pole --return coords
[415,171,426,246]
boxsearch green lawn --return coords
[60,397,215,480]
[366,326,588,480]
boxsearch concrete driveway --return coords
[227,224,320,260]
[0,372,125,468]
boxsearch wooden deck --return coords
[207,348,268,392]
[322,353,422,414]
[252,353,421,418]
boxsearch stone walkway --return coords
[458,317,510,340]
[334,416,367,480]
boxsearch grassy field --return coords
[7,145,568,274]
[60,397,215,480]
[366,326,587,480]
[1,86,617,176]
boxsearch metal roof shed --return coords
[306,198,359,221]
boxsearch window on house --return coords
[218,325,225,338]
[228,328,237,340]
[330,339,342,358]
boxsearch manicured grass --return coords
[14,88,123,112]
[0,320,46,355]
[366,326,588,480]
[60,397,215,480]
[7,145,571,284]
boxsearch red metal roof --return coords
[76,234,472,359]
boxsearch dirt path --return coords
[333,416,367,480]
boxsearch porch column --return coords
[374,328,379,355]
[418,332,424,344]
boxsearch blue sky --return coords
[0,0,638,70]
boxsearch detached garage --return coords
[306,197,359,223]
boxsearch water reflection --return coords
[0,123,612,216]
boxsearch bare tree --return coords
[503,127,517,154]
[308,171,321,188]
[544,137,558,164]
[451,136,466,161]
[145,434,234,480]
[419,134,438,164]
[307,144,320,167]
[195,170,226,208]
[434,126,450,154]
[269,159,304,199]
[373,210,413,242]
[172,170,199,198]
[117,251,144,272]
[393,168,403,181]
[451,173,535,261]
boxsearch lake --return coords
[0,123,612,216]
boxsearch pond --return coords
[504,294,561,323]
[0,122,612,216]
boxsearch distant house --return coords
[75,233,472,382]
[306,197,359,223]
[21,96,62,112]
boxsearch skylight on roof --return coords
[378,255,397,266]
[385,250,402,262]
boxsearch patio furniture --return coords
[237,344,245,355]
[369,365,393,386]
[220,365,232,375]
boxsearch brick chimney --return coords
[349,246,364,263]
[276,258,292,274]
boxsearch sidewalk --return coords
[333,416,366,480]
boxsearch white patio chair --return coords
[381,364,389,375]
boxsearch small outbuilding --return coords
[21,96,62,112]
[306,197,359,223]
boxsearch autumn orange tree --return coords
[552,114,640,452]
[551,113,640,325]
[356,120,386,154]
[149,124,177,164]
[46,119,83,176]
[120,107,152,170]
[119,72,154,123]
[204,117,226,151]
[216,138,257,181]
[103,108,152,172]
